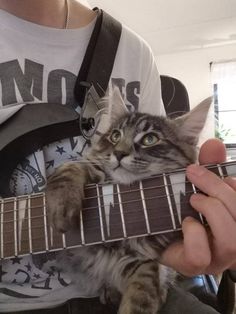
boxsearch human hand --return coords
[160,138,236,276]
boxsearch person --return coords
[0,1,235,313]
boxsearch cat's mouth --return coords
[113,163,147,174]
[113,163,122,171]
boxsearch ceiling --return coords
[86,0,236,55]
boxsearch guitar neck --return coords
[1,161,236,260]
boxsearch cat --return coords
[46,88,211,314]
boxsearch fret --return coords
[42,194,49,251]
[163,173,176,230]
[28,196,32,254]
[62,233,67,249]
[96,184,105,242]
[13,198,18,256]
[116,184,127,238]
[217,164,224,179]
[191,183,197,194]
[50,226,54,248]
[80,210,85,245]
[139,181,151,234]
[0,199,3,258]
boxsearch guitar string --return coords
[0,181,210,220]
[1,163,234,256]
[1,161,236,205]
[0,163,235,230]
[2,227,184,255]
[53,161,236,191]
[1,168,235,223]
[1,167,236,212]
[3,203,189,237]
[1,196,202,249]
[2,200,194,251]
[2,197,193,234]
[2,198,189,236]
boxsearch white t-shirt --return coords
[0,9,164,312]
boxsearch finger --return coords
[224,177,236,191]
[161,217,211,276]
[187,164,236,219]
[199,138,226,165]
[190,193,236,244]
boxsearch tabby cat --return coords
[46,88,211,314]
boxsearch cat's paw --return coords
[46,162,86,233]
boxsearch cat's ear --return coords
[107,86,129,123]
[175,97,212,144]
[96,87,129,134]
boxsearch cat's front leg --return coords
[118,260,168,314]
[46,162,88,232]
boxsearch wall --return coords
[156,43,236,142]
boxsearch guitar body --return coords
[0,103,81,197]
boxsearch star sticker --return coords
[25,262,32,272]
[11,256,22,264]
[55,146,66,155]
[33,273,41,279]
[0,265,7,282]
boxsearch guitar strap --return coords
[75,8,122,105]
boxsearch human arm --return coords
[160,138,236,276]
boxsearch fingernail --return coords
[183,216,196,224]
[187,164,206,177]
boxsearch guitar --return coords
[1,160,235,260]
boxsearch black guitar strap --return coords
[74,8,122,105]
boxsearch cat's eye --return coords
[141,133,159,146]
[110,129,122,143]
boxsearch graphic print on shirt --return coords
[0,58,141,196]
[0,255,71,298]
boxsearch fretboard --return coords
[1,161,235,260]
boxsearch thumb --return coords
[198,138,226,165]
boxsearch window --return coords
[211,61,236,148]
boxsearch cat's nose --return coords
[114,150,128,162]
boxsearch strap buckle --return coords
[79,82,106,140]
